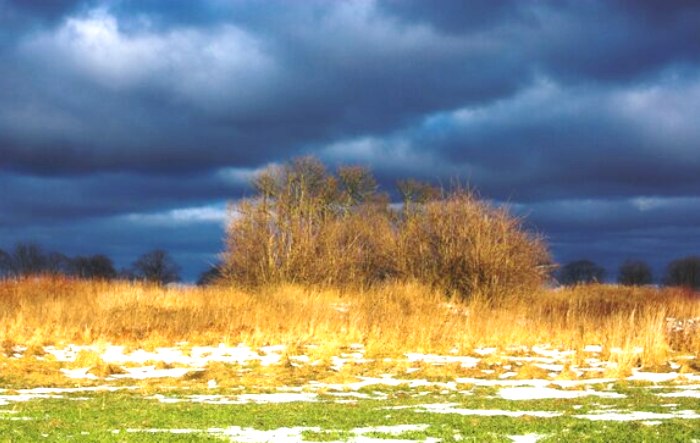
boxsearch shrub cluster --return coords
[223,157,550,300]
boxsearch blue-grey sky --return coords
[1,0,699,281]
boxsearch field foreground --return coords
[0,278,699,441]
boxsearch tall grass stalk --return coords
[1,277,697,373]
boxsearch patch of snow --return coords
[217,426,315,442]
[531,346,575,359]
[60,367,99,380]
[290,355,310,363]
[627,371,679,383]
[453,377,619,391]
[498,371,517,379]
[682,373,700,382]
[473,347,497,356]
[584,345,602,353]
[101,343,285,367]
[147,394,183,404]
[44,344,98,362]
[331,356,348,372]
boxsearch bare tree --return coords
[558,259,605,286]
[131,249,181,284]
[618,260,653,286]
[397,179,440,208]
[665,256,700,289]
[10,243,48,276]
[338,165,377,208]
[1,243,87,277]
[0,248,11,277]
[46,252,72,275]
[72,255,117,280]
[224,156,550,300]
[197,264,222,286]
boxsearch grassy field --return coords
[1,277,698,357]
[2,382,700,442]
[0,277,699,441]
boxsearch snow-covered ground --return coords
[3,340,700,437]
[19,341,697,385]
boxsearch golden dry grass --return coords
[0,276,698,376]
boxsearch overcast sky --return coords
[1,0,699,281]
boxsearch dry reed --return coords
[0,277,698,375]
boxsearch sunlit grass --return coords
[0,277,698,379]
[2,384,700,442]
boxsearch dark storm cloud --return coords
[1,0,699,279]
[381,0,700,83]
[3,0,699,176]
[13,0,82,15]
[0,0,529,174]
[521,197,700,235]
[535,1,700,83]
[319,72,700,205]
[0,0,89,42]
[1,0,86,23]
[378,0,531,33]
[425,78,700,201]
[0,170,250,226]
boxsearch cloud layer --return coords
[1,0,699,280]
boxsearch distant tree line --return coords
[557,256,700,289]
[0,243,180,285]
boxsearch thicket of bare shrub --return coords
[223,157,549,300]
